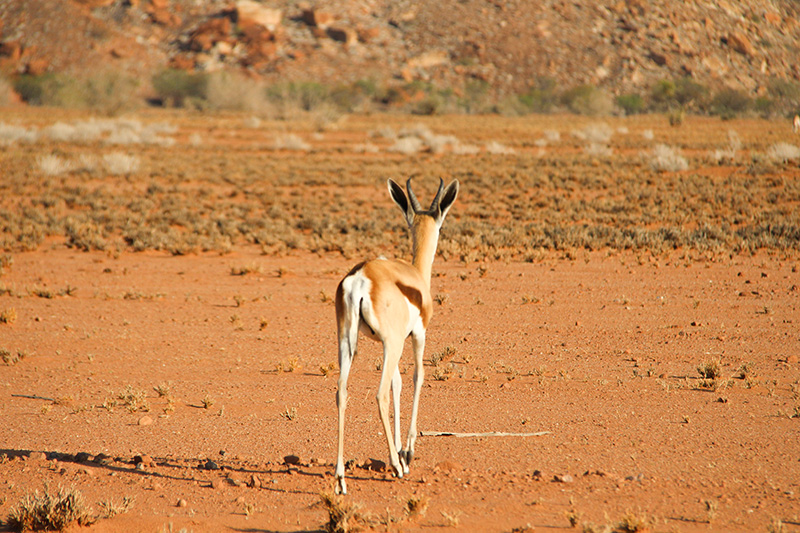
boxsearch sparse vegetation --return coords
[647,144,688,172]
[0,307,17,324]
[320,491,365,533]
[6,486,94,531]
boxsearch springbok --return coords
[334,177,459,495]
[793,114,800,134]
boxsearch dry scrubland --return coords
[1,108,800,532]
[2,108,799,259]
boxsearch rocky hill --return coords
[1,0,799,103]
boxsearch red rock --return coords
[26,58,49,76]
[169,55,194,70]
[150,8,173,25]
[327,26,358,46]
[364,458,386,471]
[0,41,22,61]
[237,1,282,30]
[283,454,301,465]
[302,8,334,29]
[764,12,781,26]
[133,454,154,466]
[74,0,115,7]
[190,18,231,51]
[728,31,756,57]
[357,27,380,43]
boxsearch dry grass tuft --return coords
[403,493,429,520]
[6,486,94,531]
[612,510,651,533]
[766,142,800,163]
[103,152,140,175]
[648,144,688,172]
[0,307,17,324]
[1,349,26,365]
[320,491,365,533]
[37,154,72,176]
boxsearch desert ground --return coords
[1,108,799,532]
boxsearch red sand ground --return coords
[1,244,799,532]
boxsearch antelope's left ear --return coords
[435,179,459,223]
[388,178,414,226]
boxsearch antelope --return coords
[333,177,459,495]
[793,114,800,134]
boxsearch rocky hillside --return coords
[1,0,799,101]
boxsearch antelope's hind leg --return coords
[403,327,426,470]
[334,295,359,495]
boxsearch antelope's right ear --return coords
[435,179,459,223]
[388,179,414,225]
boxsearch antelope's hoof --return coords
[399,450,410,475]
[334,477,347,495]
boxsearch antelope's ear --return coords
[388,179,414,225]
[436,179,459,223]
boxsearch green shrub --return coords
[754,97,776,118]
[329,80,381,112]
[13,72,138,113]
[674,78,710,111]
[204,70,269,113]
[560,84,613,115]
[13,73,65,105]
[767,77,800,116]
[649,79,676,111]
[616,93,644,115]
[82,71,139,115]
[151,69,208,107]
[711,88,751,119]
[518,77,558,113]
[458,79,491,114]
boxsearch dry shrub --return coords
[320,491,365,533]
[612,510,651,533]
[485,140,515,154]
[648,144,688,172]
[0,123,39,144]
[205,71,272,114]
[103,152,140,175]
[37,154,72,176]
[6,486,94,531]
[697,359,721,379]
[404,494,429,519]
[766,142,800,163]
[274,133,310,151]
[389,136,424,154]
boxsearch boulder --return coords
[727,31,756,57]
[0,40,22,62]
[236,1,282,31]
[190,18,232,52]
[326,27,358,46]
[302,8,334,29]
[73,0,115,7]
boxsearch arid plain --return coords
[1,108,799,532]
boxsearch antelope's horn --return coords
[406,178,424,213]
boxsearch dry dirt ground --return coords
[1,109,799,532]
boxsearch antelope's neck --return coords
[411,217,440,288]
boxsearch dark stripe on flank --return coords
[396,282,423,311]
